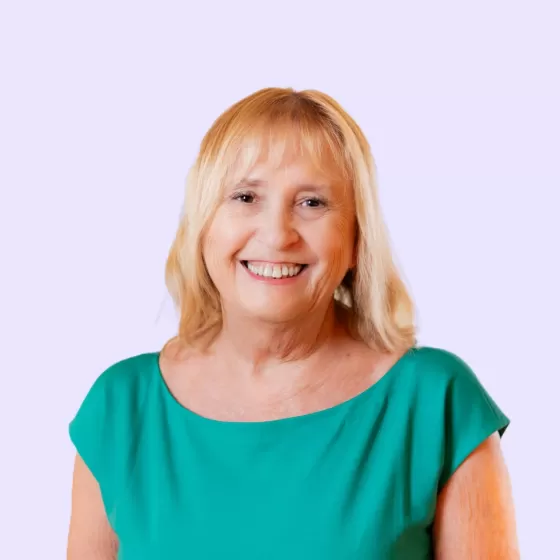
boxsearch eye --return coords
[300,197,326,208]
[232,192,255,204]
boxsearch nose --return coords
[258,204,300,250]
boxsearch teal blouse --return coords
[69,345,510,559]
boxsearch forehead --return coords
[227,127,350,190]
[245,154,332,186]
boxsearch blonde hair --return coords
[165,87,417,353]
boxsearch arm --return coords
[433,432,520,559]
[67,453,119,560]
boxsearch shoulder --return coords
[403,345,508,419]
[407,344,474,372]
[402,345,485,390]
[69,351,159,451]
[82,352,158,404]
[97,351,158,382]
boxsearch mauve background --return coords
[1,1,558,558]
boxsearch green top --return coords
[69,345,510,559]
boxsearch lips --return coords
[241,261,307,279]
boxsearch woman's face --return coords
[203,148,356,324]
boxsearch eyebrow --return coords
[236,178,266,188]
[235,178,331,192]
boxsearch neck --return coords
[212,301,342,379]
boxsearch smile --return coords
[241,261,307,279]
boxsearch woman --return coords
[67,88,519,559]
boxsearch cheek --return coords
[317,214,356,269]
[203,211,249,272]
[202,232,222,280]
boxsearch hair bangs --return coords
[221,99,352,190]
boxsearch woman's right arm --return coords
[67,453,119,560]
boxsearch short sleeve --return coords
[436,350,510,492]
[69,366,113,483]
[68,355,152,516]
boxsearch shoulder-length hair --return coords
[165,87,417,354]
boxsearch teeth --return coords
[246,262,303,279]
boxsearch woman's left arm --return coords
[433,432,520,559]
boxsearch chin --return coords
[241,301,306,324]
